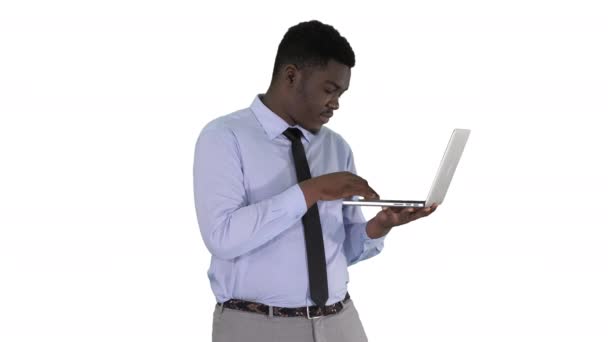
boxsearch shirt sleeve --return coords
[342,144,386,266]
[193,123,308,260]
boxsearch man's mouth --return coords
[320,112,333,123]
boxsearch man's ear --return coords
[284,64,298,87]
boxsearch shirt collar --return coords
[250,94,314,143]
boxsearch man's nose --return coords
[328,100,339,111]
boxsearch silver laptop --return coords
[342,128,470,208]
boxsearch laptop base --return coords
[342,199,426,208]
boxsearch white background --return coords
[1,1,607,341]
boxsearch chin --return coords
[299,122,319,134]
[308,125,322,134]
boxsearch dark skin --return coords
[262,59,438,238]
[262,59,348,134]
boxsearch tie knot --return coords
[283,128,302,143]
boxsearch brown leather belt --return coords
[217,292,350,319]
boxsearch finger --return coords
[422,204,439,216]
[388,210,400,223]
[368,185,379,198]
[351,176,378,198]
[362,192,378,200]
[360,185,379,200]
[425,206,438,216]
[415,207,435,219]
[350,174,368,186]
[413,205,433,217]
[393,207,413,219]
[400,207,416,219]
[344,184,375,199]
[359,181,378,198]
[363,192,379,200]
[403,207,427,219]
[395,208,412,225]
[398,205,436,223]
[380,209,391,219]
[378,208,392,222]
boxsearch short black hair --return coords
[271,20,355,81]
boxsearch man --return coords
[193,20,437,342]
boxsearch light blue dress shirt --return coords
[193,94,386,307]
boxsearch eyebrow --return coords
[325,80,348,91]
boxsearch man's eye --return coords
[325,89,335,94]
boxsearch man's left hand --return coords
[366,203,439,239]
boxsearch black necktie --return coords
[283,127,328,307]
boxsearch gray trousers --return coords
[212,299,368,342]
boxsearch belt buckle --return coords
[306,306,322,319]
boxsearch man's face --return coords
[289,59,351,134]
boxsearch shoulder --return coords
[200,108,251,134]
[197,106,259,141]
[320,126,353,155]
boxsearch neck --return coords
[261,87,296,126]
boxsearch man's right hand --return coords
[299,171,379,208]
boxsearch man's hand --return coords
[366,203,439,239]
[299,172,379,208]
